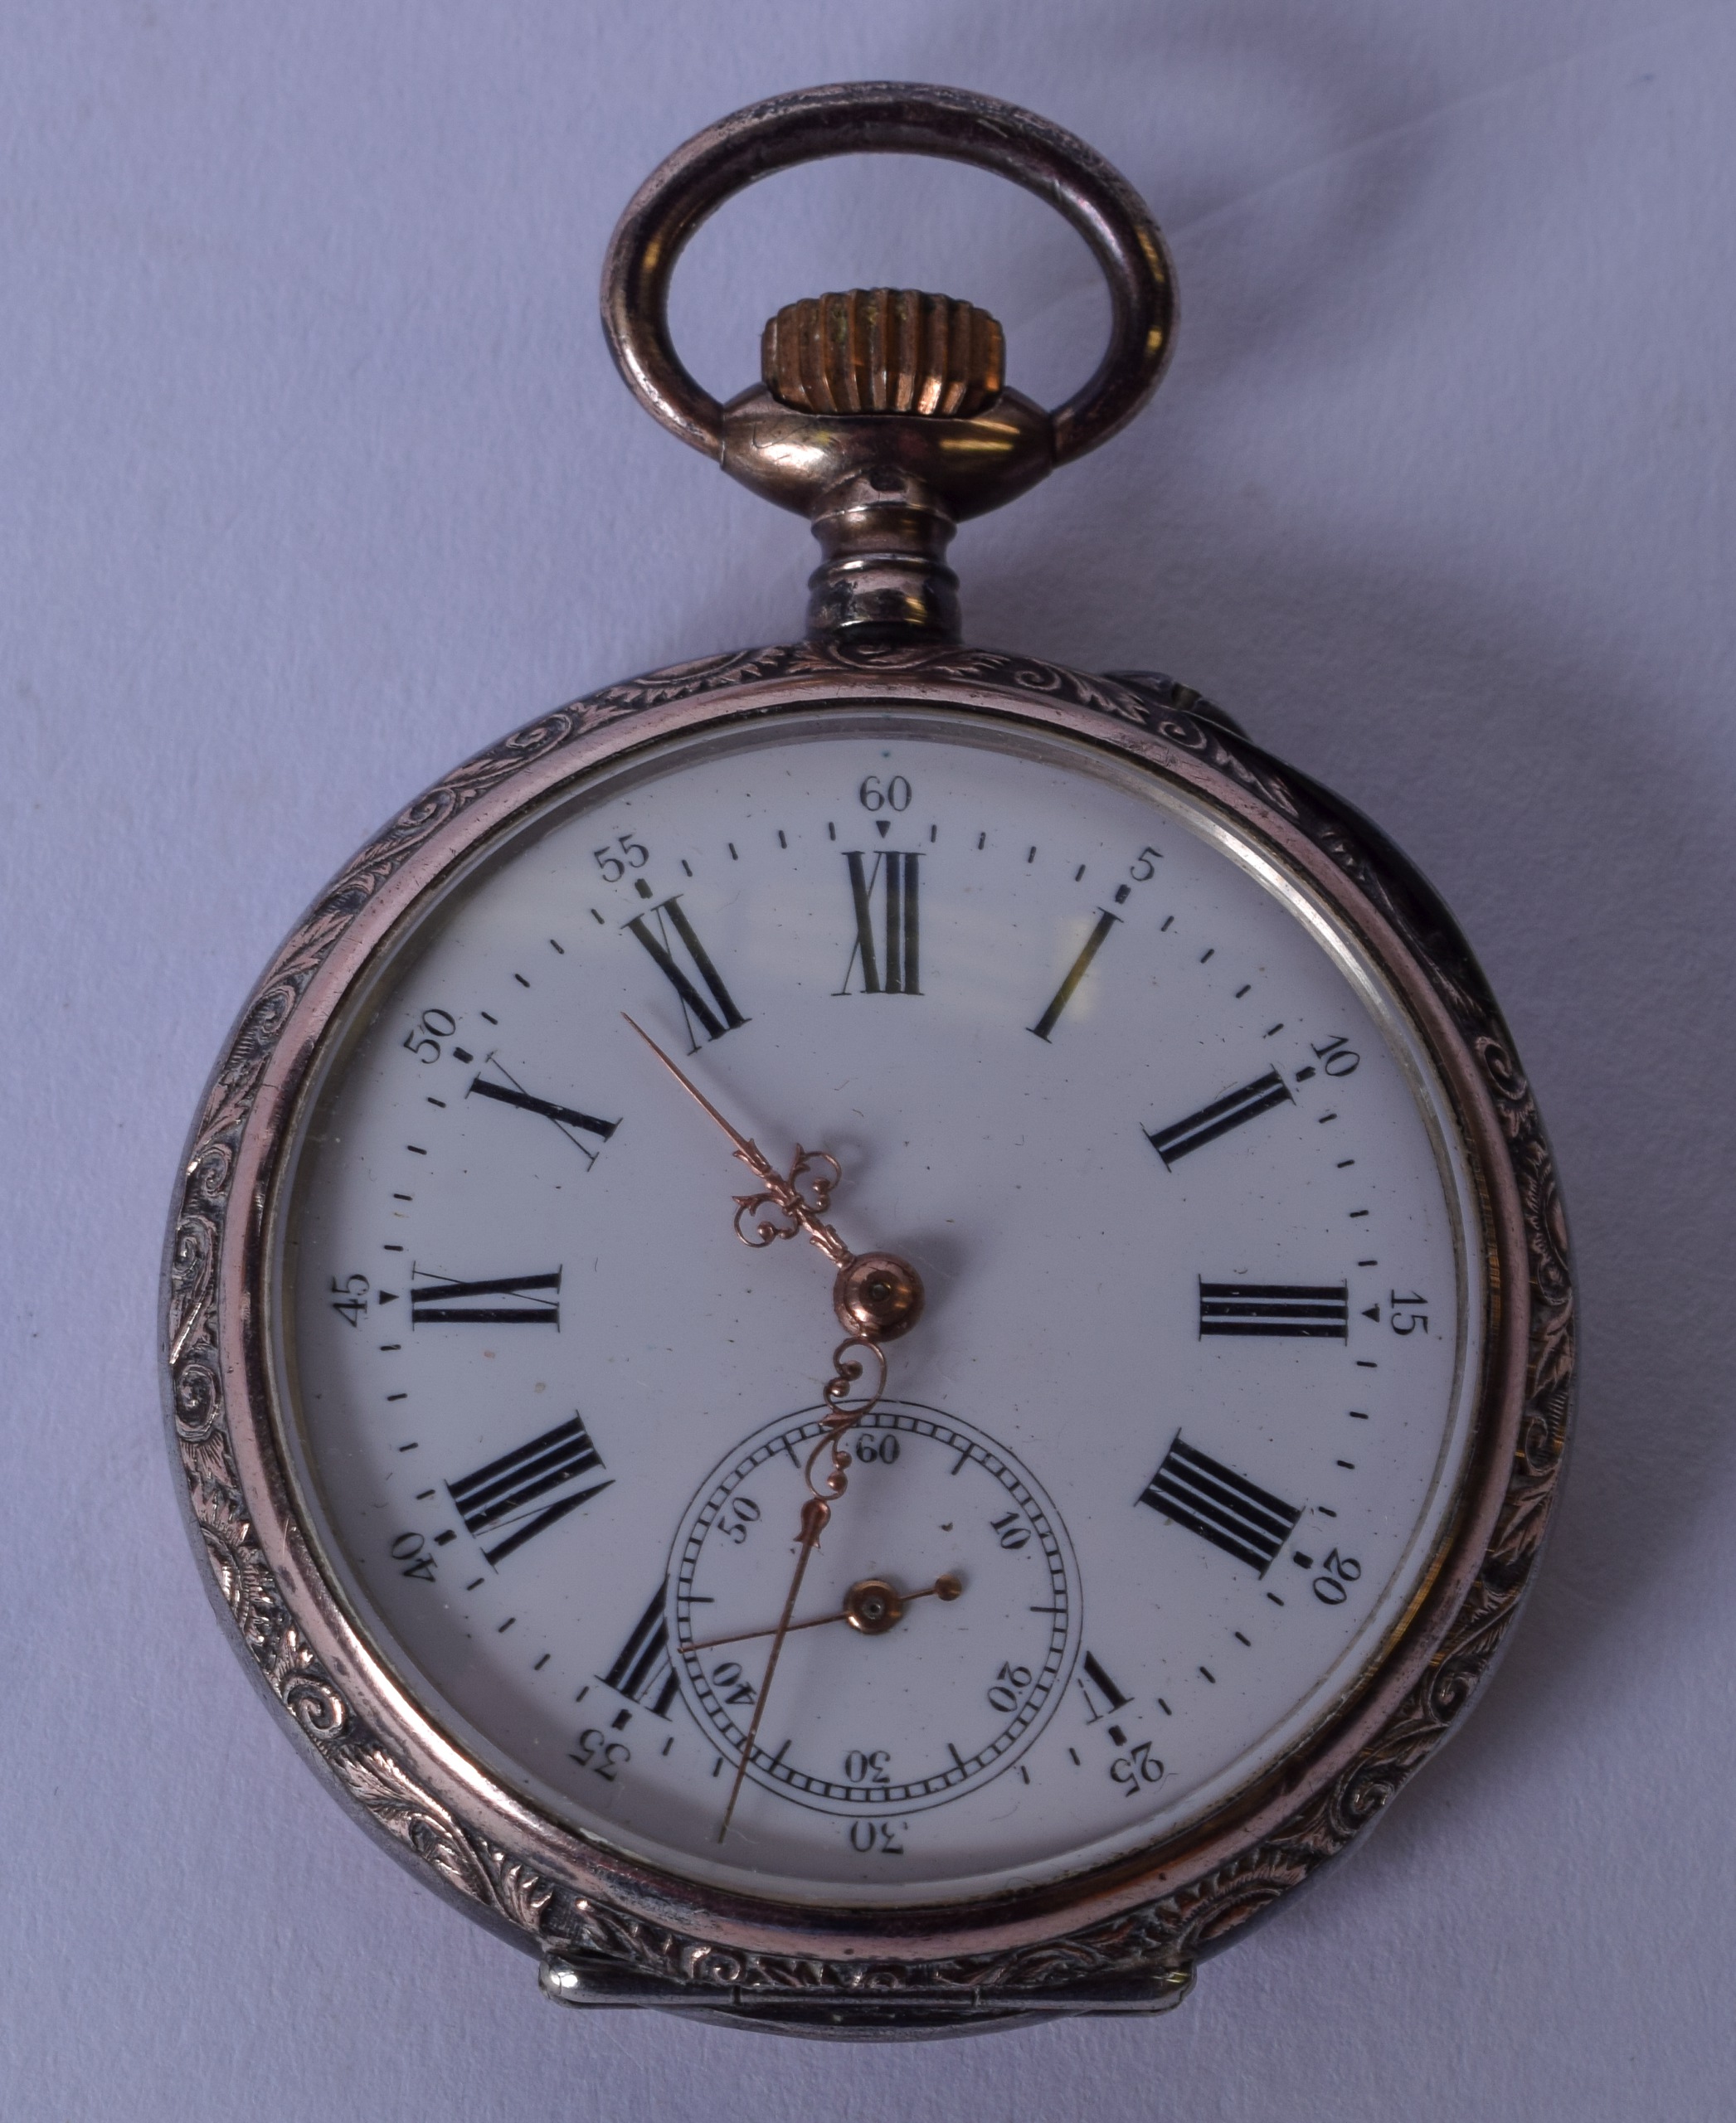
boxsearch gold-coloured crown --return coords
[761,289,1004,418]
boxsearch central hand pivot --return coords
[621,1013,925,1340]
[834,1251,925,1343]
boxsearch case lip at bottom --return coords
[162,637,1573,2012]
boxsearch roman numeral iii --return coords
[625,895,747,1049]
[601,1585,680,1717]
[1139,1433,1301,1575]
[410,1268,562,1327]
[1199,1280,1349,1339]
[447,1413,610,1567]
[837,851,921,995]
[1147,1067,1293,1166]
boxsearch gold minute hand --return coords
[620,1013,853,1266]
[620,1013,925,1343]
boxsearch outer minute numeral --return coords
[837,851,921,995]
[1140,1432,1301,1576]
[448,1413,610,1567]
[1029,910,1121,1041]
[1199,1280,1349,1339]
[625,895,746,1050]
[410,1268,562,1326]
[1147,1067,1293,1166]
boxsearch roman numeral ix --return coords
[837,851,921,995]
[410,1268,562,1327]
[1139,1433,1301,1576]
[625,895,747,1050]
[447,1413,610,1567]
[1199,1280,1349,1339]
[601,1585,680,1718]
[1147,1067,1294,1167]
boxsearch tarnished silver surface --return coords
[162,638,1573,2036]
[601,85,1178,643]
[601,82,1175,464]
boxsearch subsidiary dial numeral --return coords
[601,1585,681,1718]
[1199,1280,1349,1340]
[837,850,921,995]
[625,895,747,1048]
[1147,1067,1294,1166]
[1140,1433,1301,1576]
[448,1413,610,1567]
[410,1268,562,1327]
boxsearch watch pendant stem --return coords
[805,476,960,644]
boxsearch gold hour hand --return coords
[621,1013,924,1342]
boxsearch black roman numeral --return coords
[836,851,921,995]
[1029,910,1121,1041]
[467,1056,618,1166]
[1147,1067,1293,1166]
[1199,1280,1349,1339]
[447,1413,610,1567]
[1076,1649,1134,1722]
[601,1585,680,1718]
[625,896,747,1050]
[410,1268,562,1327]
[1139,1433,1301,1575]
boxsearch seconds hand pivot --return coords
[684,1572,964,1654]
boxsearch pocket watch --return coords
[163,82,1573,2038]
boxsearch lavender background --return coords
[4,4,1734,2117]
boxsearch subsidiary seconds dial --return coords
[670,1405,1078,1815]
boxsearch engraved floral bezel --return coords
[163,640,1571,2022]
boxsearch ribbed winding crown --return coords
[761,289,1004,419]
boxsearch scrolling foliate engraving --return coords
[163,636,1570,2007]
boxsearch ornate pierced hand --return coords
[620,1013,924,1342]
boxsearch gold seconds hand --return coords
[717,1491,833,1843]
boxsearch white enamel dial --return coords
[276,706,1481,1905]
